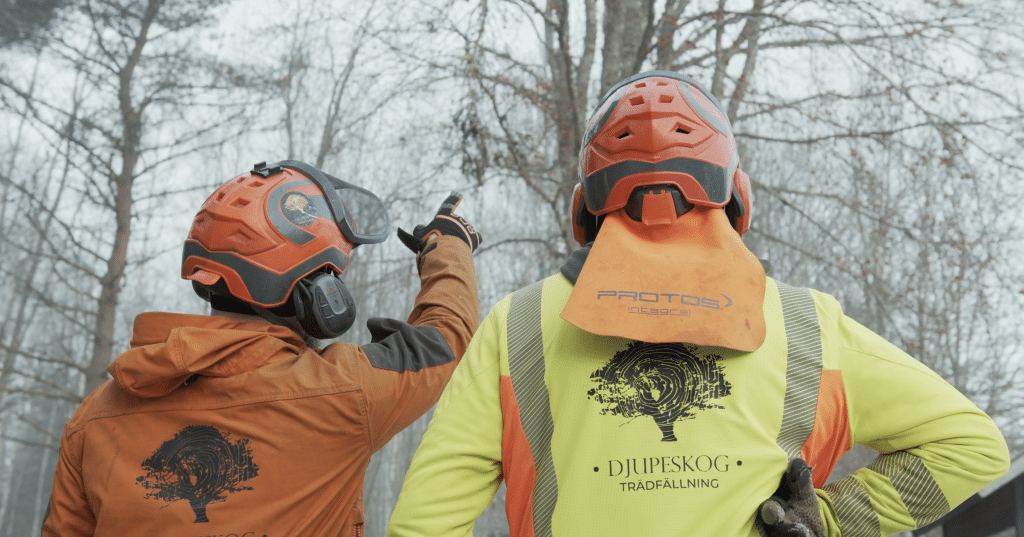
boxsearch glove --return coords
[758,458,825,537]
[397,191,481,253]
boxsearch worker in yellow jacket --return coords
[386,71,1010,537]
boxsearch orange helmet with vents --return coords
[181,161,391,308]
[572,70,752,245]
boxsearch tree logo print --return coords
[587,342,731,441]
[137,425,259,523]
[281,191,318,226]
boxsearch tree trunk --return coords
[85,0,161,395]
[599,0,652,94]
[545,0,596,251]
[31,401,60,530]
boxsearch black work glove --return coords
[397,191,481,253]
[758,458,826,537]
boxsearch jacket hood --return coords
[108,312,307,398]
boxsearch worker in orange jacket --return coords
[42,160,481,536]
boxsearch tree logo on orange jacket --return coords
[587,342,731,441]
[136,425,260,523]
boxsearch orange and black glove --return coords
[398,191,481,254]
[758,458,826,537]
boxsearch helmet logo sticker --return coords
[137,425,259,523]
[281,191,317,227]
[266,179,319,245]
[588,342,731,442]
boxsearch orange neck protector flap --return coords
[561,208,766,351]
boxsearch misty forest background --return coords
[1,0,1023,535]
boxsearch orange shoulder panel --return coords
[800,369,852,488]
[500,374,537,537]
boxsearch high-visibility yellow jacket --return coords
[388,251,1009,537]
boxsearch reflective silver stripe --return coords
[775,283,824,458]
[507,281,557,537]
[868,451,949,526]
[823,478,881,537]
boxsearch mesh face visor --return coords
[276,160,391,245]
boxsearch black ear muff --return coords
[725,184,746,232]
[575,199,602,245]
[292,272,356,339]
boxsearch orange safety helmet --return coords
[181,161,391,337]
[572,70,752,245]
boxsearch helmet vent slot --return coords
[250,180,265,187]
[216,192,227,201]
[228,230,253,245]
[617,131,631,139]
[230,198,250,208]
[673,123,691,135]
[659,94,674,103]
[629,95,645,106]
[635,82,647,88]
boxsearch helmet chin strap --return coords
[251,305,322,348]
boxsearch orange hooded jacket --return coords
[42,235,478,537]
